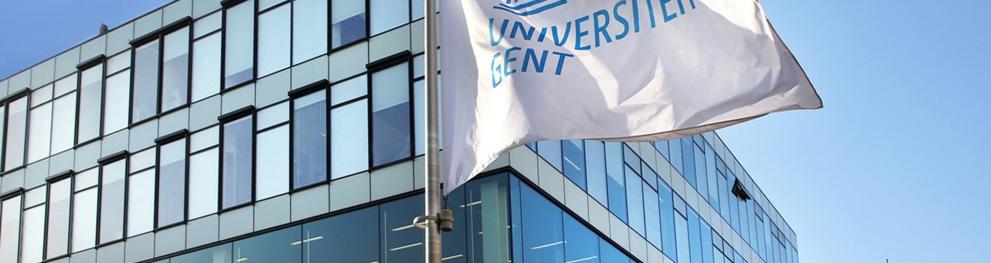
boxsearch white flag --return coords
[440,0,822,193]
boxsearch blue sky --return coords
[1,0,989,262]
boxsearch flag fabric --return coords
[440,0,822,194]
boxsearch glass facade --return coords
[0,2,799,263]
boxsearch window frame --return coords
[74,55,107,147]
[154,129,190,230]
[365,51,415,170]
[221,0,258,91]
[287,80,330,192]
[330,0,371,51]
[43,170,75,260]
[218,106,256,212]
[129,17,194,126]
[2,88,31,172]
[0,188,24,262]
[95,150,130,247]
[256,0,293,79]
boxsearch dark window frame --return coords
[287,80,330,192]
[217,106,256,212]
[129,17,194,127]
[154,129,190,230]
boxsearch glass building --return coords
[0,0,799,263]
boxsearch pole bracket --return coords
[413,209,455,232]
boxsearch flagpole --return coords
[423,0,444,262]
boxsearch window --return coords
[257,125,288,199]
[563,216,598,263]
[562,140,586,189]
[626,167,646,235]
[21,204,45,263]
[133,39,160,123]
[293,0,327,63]
[46,178,72,258]
[233,226,301,263]
[537,140,563,171]
[162,27,190,112]
[584,141,608,204]
[28,94,52,163]
[675,211,690,263]
[371,64,411,166]
[689,210,703,263]
[159,138,188,227]
[0,107,5,167]
[189,148,219,218]
[600,238,630,263]
[380,192,424,261]
[104,71,131,134]
[700,220,714,263]
[171,244,232,263]
[73,171,98,252]
[293,91,326,188]
[78,65,103,142]
[331,0,366,48]
[0,195,21,262]
[222,115,253,209]
[413,80,424,155]
[682,139,697,188]
[520,183,564,262]
[302,206,378,263]
[644,187,662,248]
[659,182,677,258]
[605,142,626,221]
[224,0,255,89]
[370,0,409,35]
[4,96,27,169]
[257,4,290,77]
[100,159,127,243]
[129,169,155,236]
[51,91,77,154]
[330,100,368,178]
[192,33,221,101]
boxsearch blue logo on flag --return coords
[494,0,567,16]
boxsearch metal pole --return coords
[424,0,442,262]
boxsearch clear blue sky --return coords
[2,1,989,262]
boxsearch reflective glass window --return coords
[224,1,255,89]
[682,139,697,188]
[222,116,253,209]
[467,176,511,263]
[302,206,378,263]
[330,75,366,105]
[189,148,219,218]
[605,142,626,221]
[626,167,646,235]
[600,238,630,263]
[293,0,328,63]
[370,0,409,35]
[232,226,301,262]
[104,71,131,134]
[21,205,45,263]
[257,125,289,199]
[28,101,52,163]
[562,139,586,189]
[659,182,677,258]
[413,80,424,155]
[78,65,103,142]
[371,65,410,166]
[72,188,97,252]
[564,216,598,263]
[51,93,76,154]
[129,169,155,236]
[171,244,232,263]
[644,186,662,248]
[133,40,160,123]
[520,184,564,262]
[676,212,690,263]
[258,5,290,77]
[380,194,424,261]
[330,100,368,178]
[537,140,562,171]
[100,159,126,243]
[4,97,27,169]
[159,139,187,227]
[0,196,21,262]
[689,209,703,263]
[163,27,190,111]
[192,33,221,101]
[293,91,327,188]
[46,179,72,258]
[585,141,608,204]
[331,0,366,48]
